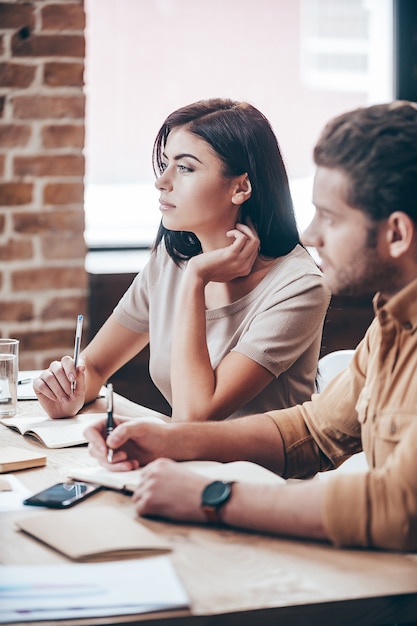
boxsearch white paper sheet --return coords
[0,557,189,622]
[17,371,41,401]
[0,474,32,511]
[17,371,106,401]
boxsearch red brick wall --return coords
[0,0,87,369]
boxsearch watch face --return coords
[202,481,232,507]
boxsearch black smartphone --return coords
[23,481,102,509]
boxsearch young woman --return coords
[34,98,330,421]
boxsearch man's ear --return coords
[386,211,415,258]
[231,173,252,206]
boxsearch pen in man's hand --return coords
[71,314,83,392]
[106,383,114,463]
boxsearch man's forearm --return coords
[168,413,286,474]
[222,479,328,541]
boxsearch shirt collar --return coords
[373,276,417,333]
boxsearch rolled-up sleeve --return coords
[323,419,417,551]
[266,346,366,479]
[267,329,417,551]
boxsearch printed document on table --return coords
[17,371,41,400]
[17,371,107,401]
[0,474,32,512]
[0,557,189,623]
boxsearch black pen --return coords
[18,378,32,385]
[106,383,114,463]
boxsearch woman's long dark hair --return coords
[152,98,299,264]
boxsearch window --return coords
[84,0,393,269]
[300,0,393,96]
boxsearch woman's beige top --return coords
[114,244,330,418]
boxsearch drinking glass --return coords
[0,338,19,418]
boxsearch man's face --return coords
[301,167,400,297]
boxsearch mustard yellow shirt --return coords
[267,277,417,551]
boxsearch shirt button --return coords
[403,321,412,330]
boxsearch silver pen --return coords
[71,314,83,392]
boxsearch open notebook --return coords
[0,414,104,448]
[68,460,285,493]
[0,412,165,449]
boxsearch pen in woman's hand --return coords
[71,314,83,392]
[106,383,114,462]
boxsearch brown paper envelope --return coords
[16,505,171,562]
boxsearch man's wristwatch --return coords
[201,480,234,524]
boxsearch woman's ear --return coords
[386,211,415,258]
[232,173,252,206]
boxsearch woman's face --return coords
[155,127,242,239]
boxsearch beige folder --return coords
[16,505,171,562]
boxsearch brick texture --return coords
[43,182,84,205]
[13,94,85,119]
[41,123,84,148]
[13,209,85,234]
[0,123,32,147]
[0,0,87,369]
[0,182,33,205]
[0,3,35,29]
[14,154,84,177]
[41,4,85,31]
[12,266,88,291]
[11,32,85,58]
[0,237,33,260]
[0,62,36,87]
[44,62,84,87]
[0,300,33,322]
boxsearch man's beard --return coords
[329,225,402,297]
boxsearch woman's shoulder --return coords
[123,244,182,293]
[260,245,330,304]
[145,244,183,274]
[267,244,323,282]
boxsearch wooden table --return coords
[1,395,417,626]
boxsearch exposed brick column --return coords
[0,0,87,369]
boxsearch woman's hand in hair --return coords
[190,221,260,284]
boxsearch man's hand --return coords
[132,458,209,522]
[84,416,172,471]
